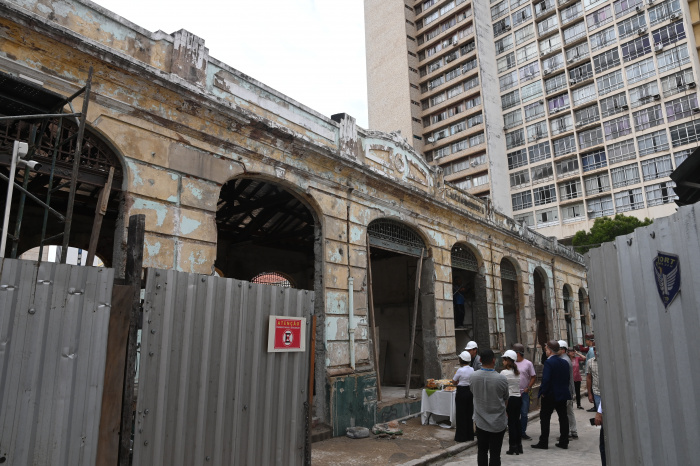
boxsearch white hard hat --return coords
[458,351,472,362]
[503,350,518,361]
[465,341,478,350]
[558,340,568,350]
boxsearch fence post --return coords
[119,215,145,466]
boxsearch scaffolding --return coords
[0,67,116,264]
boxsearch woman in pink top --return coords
[568,348,585,409]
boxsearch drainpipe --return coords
[348,276,356,370]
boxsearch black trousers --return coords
[506,396,522,448]
[455,385,474,441]
[600,425,606,466]
[476,426,506,466]
[574,381,582,407]
[538,396,569,446]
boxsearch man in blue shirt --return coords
[532,340,571,450]
[453,279,466,328]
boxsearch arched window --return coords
[500,259,518,281]
[251,272,293,288]
[367,219,425,256]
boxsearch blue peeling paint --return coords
[127,161,144,186]
[186,182,204,200]
[132,199,167,226]
[180,216,201,235]
[145,240,161,257]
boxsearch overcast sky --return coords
[94,0,369,128]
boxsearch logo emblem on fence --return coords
[653,252,680,309]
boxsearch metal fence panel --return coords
[0,258,114,466]
[586,203,700,466]
[133,269,314,466]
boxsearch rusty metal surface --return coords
[586,202,700,466]
[0,258,114,466]
[133,268,314,466]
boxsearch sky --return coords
[94,0,369,127]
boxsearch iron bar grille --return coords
[451,245,478,272]
[367,219,425,256]
[500,260,518,281]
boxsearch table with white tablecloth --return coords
[420,389,456,428]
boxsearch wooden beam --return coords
[366,241,382,402]
[87,166,114,266]
[405,248,424,398]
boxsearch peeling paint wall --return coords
[0,0,588,434]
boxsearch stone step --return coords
[311,423,332,443]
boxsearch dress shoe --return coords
[587,407,597,412]
[506,448,520,455]
[555,443,568,449]
[522,433,532,440]
[518,445,524,454]
[531,443,548,450]
[577,406,584,409]
[570,433,578,439]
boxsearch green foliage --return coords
[572,214,653,253]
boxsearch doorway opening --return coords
[534,268,549,364]
[563,285,574,345]
[367,219,435,395]
[451,244,481,351]
[215,177,319,290]
[500,258,520,349]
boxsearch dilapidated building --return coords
[1,0,588,437]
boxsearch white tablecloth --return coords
[420,389,456,427]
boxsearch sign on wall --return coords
[653,251,681,309]
[268,316,307,352]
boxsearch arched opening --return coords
[451,243,487,351]
[19,245,106,266]
[215,177,318,290]
[563,284,574,345]
[533,267,550,364]
[500,258,521,349]
[579,288,589,339]
[367,219,436,394]
[1,119,125,265]
[251,271,294,288]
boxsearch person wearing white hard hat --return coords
[465,341,482,371]
[557,340,578,440]
[452,350,475,442]
[501,350,523,455]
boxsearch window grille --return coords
[452,245,479,272]
[368,219,425,256]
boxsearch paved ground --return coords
[434,399,603,466]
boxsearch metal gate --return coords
[132,268,314,466]
[0,258,114,466]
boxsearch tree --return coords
[572,214,653,253]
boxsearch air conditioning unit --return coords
[428,83,433,89]
[446,56,455,63]
[621,105,629,110]
[505,25,511,30]
[635,5,643,11]
[653,94,661,100]
[669,13,679,19]
[576,121,584,126]
[503,125,509,131]
[568,58,575,63]
[552,107,560,113]
[541,52,546,57]
[427,136,435,143]
[570,79,578,85]
[688,82,696,88]
[693,107,700,113]
[655,43,665,52]
[637,28,647,35]
[544,69,551,75]
[452,38,459,46]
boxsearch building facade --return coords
[365,0,700,240]
[2,0,586,436]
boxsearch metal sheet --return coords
[133,269,314,466]
[0,258,113,466]
[586,203,700,466]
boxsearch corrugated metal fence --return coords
[132,268,314,466]
[586,203,700,466]
[0,258,114,466]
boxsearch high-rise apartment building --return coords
[365,0,700,240]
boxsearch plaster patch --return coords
[145,239,161,256]
[167,195,178,203]
[132,199,167,226]
[180,216,201,235]
[127,161,144,186]
[185,181,204,200]
[350,225,364,243]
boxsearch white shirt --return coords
[500,369,521,397]
[453,365,474,386]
